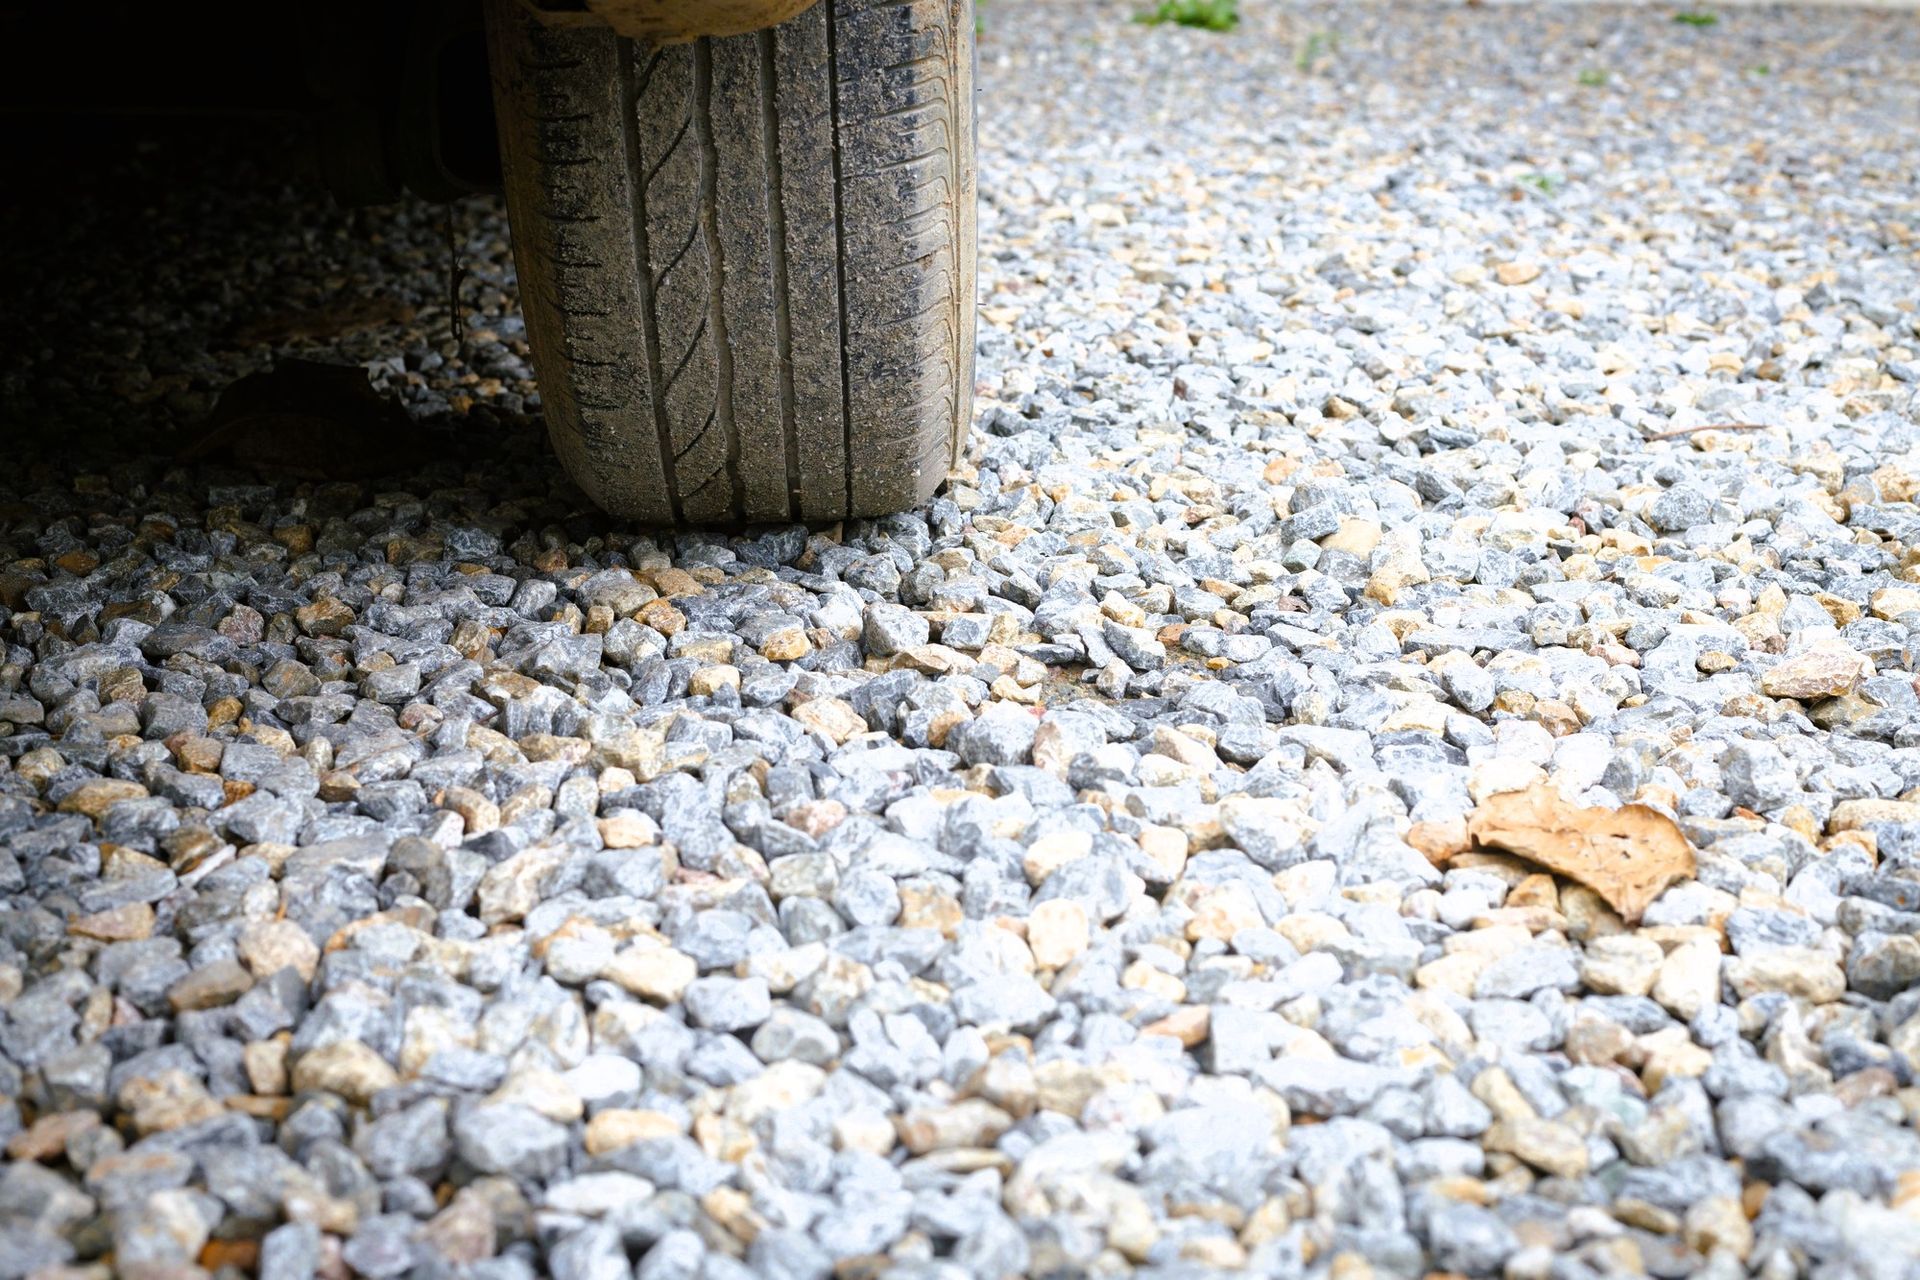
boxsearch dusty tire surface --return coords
[487,0,976,524]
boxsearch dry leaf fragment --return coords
[1455,783,1695,924]
[180,360,435,480]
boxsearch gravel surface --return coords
[3,3,1920,1278]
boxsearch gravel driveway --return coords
[3,3,1920,1278]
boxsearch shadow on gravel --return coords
[179,361,443,481]
[0,118,743,556]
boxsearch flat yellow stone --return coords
[1871,587,1920,620]
[637,599,686,635]
[585,1109,683,1156]
[760,626,811,662]
[605,946,696,1003]
[57,779,147,820]
[1026,899,1089,969]
[1485,1116,1588,1178]
[290,1041,397,1105]
[688,665,740,697]
[68,903,154,942]
[1142,1005,1210,1047]
[1761,640,1871,700]
[793,697,866,744]
[643,567,703,598]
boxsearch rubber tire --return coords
[486,0,976,524]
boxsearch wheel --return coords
[485,0,976,524]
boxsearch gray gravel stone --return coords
[1424,1199,1519,1274]
[863,603,932,657]
[452,1105,569,1181]
[683,975,773,1031]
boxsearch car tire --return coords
[485,0,976,523]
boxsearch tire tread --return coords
[488,0,974,522]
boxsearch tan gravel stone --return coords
[637,598,687,634]
[477,844,570,924]
[832,1109,896,1155]
[168,958,253,1012]
[520,733,591,764]
[1580,934,1663,996]
[6,1111,100,1161]
[899,883,964,936]
[1415,952,1490,997]
[1142,1005,1210,1048]
[605,945,697,1003]
[57,778,147,820]
[792,697,866,744]
[1137,825,1189,880]
[244,1039,290,1095]
[68,902,154,941]
[1829,797,1920,830]
[1027,899,1090,968]
[1121,959,1185,1002]
[1485,1116,1589,1178]
[421,1189,496,1265]
[1322,516,1383,557]
[488,1067,583,1122]
[585,1109,683,1155]
[443,785,500,835]
[1035,1060,1111,1119]
[642,567,703,598]
[971,1055,1038,1118]
[759,625,811,661]
[596,812,658,848]
[292,1041,398,1105]
[1470,1066,1537,1122]
[1652,940,1723,1020]
[1023,830,1092,884]
[1760,640,1871,700]
[897,1099,1014,1154]
[295,596,355,636]
[1726,948,1846,1002]
[1273,912,1349,954]
[1870,586,1920,619]
[687,664,739,696]
[120,1069,224,1134]
[1684,1195,1754,1260]
[170,733,224,773]
[1185,886,1262,942]
[237,919,320,982]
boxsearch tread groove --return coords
[619,37,685,525]
[674,410,719,462]
[854,96,952,126]
[662,318,710,392]
[760,27,801,522]
[825,0,856,517]
[643,115,693,187]
[845,146,951,180]
[651,216,702,293]
[635,46,666,97]
[693,40,743,523]
[947,0,974,460]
